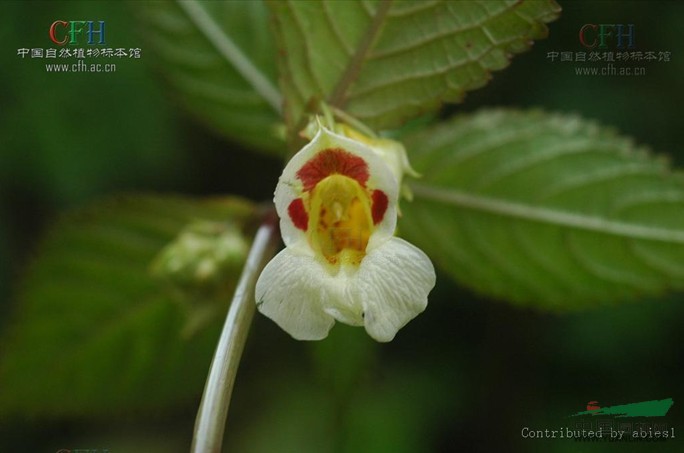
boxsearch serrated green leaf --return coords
[269,0,559,134]
[400,109,684,309]
[0,195,256,416]
[134,0,284,153]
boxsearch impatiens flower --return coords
[255,124,436,342]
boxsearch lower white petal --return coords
[255,248,335,340]
[355,237,436,342]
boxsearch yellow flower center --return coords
[308,174,373,267]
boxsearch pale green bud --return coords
[151,221,248,292]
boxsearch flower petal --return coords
[355,237,436,342]
[255,248,334,340]
[274,126,399,248]
[255,248,364,340]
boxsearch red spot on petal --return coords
[296,148,369,191]
[288,198,308,231]
[371,190,388,225]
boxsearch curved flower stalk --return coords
[255,123,436,342]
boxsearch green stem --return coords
[330,106,378,138]
[191,221,280,453]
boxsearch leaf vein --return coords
[411,183,684,245]
[474,142,636,192]
[369,2,516,60]
[175,0,282,113]
[540,163,661,201]
[322,1,354,56]
[328,0,394,108]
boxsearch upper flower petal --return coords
[274,125,399,250]
[354,237,436,342]
[337,123,419,186]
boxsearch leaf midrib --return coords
[176,0,282,114]
[411,182,684,245]
[328,0,394,108]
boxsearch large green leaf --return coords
[134,0,284,153]
[0,195,256,416]
[400,110,684,308]
[269,0,560,134]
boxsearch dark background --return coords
[1,1,682,452]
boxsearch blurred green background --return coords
[1,1,683,452]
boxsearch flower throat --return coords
[308,174,373,266]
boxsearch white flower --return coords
[255,125,436,342]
